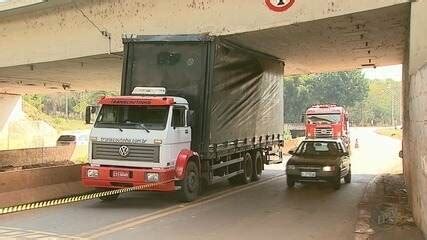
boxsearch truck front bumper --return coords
[81,165,176,192]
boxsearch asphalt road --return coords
[0,128,401,240]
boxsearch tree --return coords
[283,70,369,122]
[23,95,45,111]
[349,79,401,126]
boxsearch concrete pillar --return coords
[404,0,427,237]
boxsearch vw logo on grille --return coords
[118,145,130,157]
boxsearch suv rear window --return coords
[296,141,342,155]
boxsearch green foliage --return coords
[349,79,401,126]
[23,91,118,131]
[23,100,89,131]
[23,95,45,111]
[24,91,117,120]
[284,70,369,122]
[283,70,401,126]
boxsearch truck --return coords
[304,104,350,148]
[81,34,284,202]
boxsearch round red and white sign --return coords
[265,0,295,12]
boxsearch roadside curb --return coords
[354,174,424,240]
[354,175,379,240]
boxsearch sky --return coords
[362,64,402,81]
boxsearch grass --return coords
[23,101,89,131]
[376,127,402,140]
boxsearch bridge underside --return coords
[0,4,409,94]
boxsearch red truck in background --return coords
[304,104,350,148]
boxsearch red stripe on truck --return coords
[98,96,175,106]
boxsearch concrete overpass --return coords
[0,0,410,93]
[0,0,426,237]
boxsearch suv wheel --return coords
[344,168,352,184]
[287,176,295,188]
[333,167,342,190]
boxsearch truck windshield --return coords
[306,114,341,124]
[296,141,343,156]
[94,105,169,130]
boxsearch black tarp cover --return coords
[210,40,284,144]
[122,35,283,155]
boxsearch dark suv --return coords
[286,139,351,190]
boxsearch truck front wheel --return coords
[177,161,200,202]
[96,188,120,201]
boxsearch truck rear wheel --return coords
[240,152,253,184]
[177,161,200,202]
[252,151,263,181]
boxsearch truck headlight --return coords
[146,173,159,182]
[322,166,336,172]
[87,169,99,178]
[287,165,296,170]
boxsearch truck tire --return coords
[344,167,352,184]
[177,161,200,202]
[99,194,119,201]
[96,189,120,201]
[240,152,253,184]
[252,151,263,181]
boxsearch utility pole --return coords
[65,91,69,119]
[391,90,395,128]
[388,82,395,128]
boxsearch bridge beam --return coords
[0,0,408,68]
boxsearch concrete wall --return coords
[0,164,92,207]
[404,0,427,237]
[0,144,75,168]
[0,94,59,150]
[0,94,24,130]
[0,94,25,149]
[0,0,408,68]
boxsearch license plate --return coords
[112,170,130,178]
[301,172,316,178]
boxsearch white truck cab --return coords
[82,88,195,193]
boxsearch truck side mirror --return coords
[187,110,195,127]
[301,114,305,123]
[85,106,95,124]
